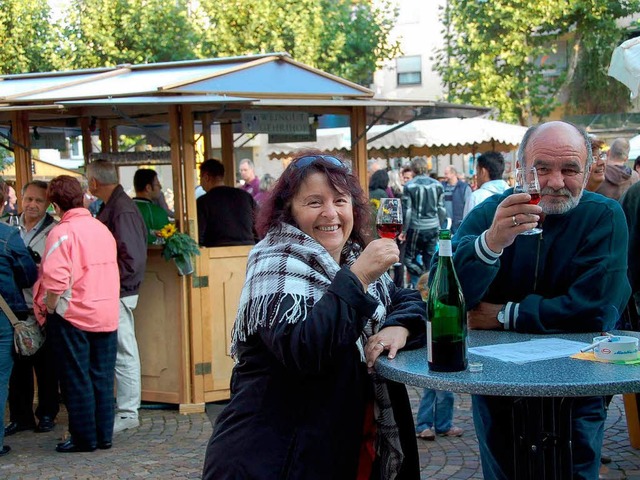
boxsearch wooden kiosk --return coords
[0,53,487,412]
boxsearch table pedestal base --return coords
[512,397,574,480]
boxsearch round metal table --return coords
[376,330,640,479]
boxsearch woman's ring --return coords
[512,215,518,226]
[377,341,386,348]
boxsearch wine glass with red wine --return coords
[376,198,403,239]
[515,167,542,235]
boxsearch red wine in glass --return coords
[377,222,403,239]
[528,192,541,205]
[375,198,403,239]
[516,167,543,235]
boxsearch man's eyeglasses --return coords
[293,155,346,169]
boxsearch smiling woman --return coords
[202,150,427,480]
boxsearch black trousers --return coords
[48,312,117,448]
[9,322,59,425]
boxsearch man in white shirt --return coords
[463,151,509,218]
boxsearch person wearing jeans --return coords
[415,389,463,440]
[0,182,38,457]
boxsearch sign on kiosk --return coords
[241,110,310,135]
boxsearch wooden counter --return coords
[136,245,251,413]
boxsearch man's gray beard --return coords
[540,187,583,215]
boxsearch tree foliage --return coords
[435,0,640,125]
[0,0,56,74]
[0,0,398,88]
[56,0,200,69]
[198,0,399,86]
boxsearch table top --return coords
[376,330,640,397]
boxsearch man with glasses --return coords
[132,169,169,244]
[443,121,630,479]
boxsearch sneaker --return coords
[113,416,139,434]
[416,428,436,441]
[438,426,464,437]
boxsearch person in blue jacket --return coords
[203,150,426,480]
[0,180,38,457]
[443,121,631,480]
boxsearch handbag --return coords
[0,293,45,356]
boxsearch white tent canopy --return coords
[629,133,640,160]
[266,117,527,159]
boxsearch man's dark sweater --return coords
[197,186,257,247]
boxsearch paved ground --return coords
[2,391,640,479]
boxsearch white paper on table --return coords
[468,338,590,364]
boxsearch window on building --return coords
[397,55,422,86]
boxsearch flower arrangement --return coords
[158,223,200,261]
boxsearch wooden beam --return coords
[350,106,368,191]
[220,122,235,187]
[10,111,32,206]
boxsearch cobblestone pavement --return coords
[2,392,640,479]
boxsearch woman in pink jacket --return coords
[34,176,120,453]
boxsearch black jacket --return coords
[203,268,425,480]
[197,186,257,247]
[97,185,147,297]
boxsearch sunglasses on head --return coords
[293,155,346,169]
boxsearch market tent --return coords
[266,117,527,159]
[629,133,640,160]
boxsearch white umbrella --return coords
[608,37,640,99]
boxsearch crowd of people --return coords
[1,120,639,479]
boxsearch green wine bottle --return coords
[427,229,467,372]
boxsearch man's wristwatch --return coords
[497,305,506,326]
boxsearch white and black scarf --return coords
[231,223,405,479]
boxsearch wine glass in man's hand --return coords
[376,198,403,239]
[515,167,543,235]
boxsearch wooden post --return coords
[10,111,31,207]
[202,113,213,161]
[220,122,235,187]
[99,119,111,153]
[80,117,93,163]
[350,106,368,191]
[110,126,118,153]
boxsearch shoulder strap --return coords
[0,292,20,326]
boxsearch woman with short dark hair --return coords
[34,175,120,453]
[203,150,426,479]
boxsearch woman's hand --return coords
[350,238,399,289]
[365,326,410,372]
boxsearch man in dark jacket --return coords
[197,159,257,247]
[441,165,471,233]
[400,157,446,285]
[596,137,639,200]
[86,160,147,434]
[446,121,630,479]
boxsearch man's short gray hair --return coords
[86,160,119,185]
[517,121,593,173]
[239,158,254,169]
[609,138,630,162]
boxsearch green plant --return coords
[158,223,200,261]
